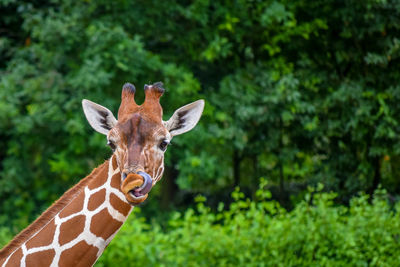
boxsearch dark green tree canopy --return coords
[1,0,400,231]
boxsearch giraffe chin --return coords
[126,192,148,205]
[121,173,151,205]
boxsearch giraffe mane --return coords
[0,160,108,258]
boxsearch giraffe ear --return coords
[164,100,205,136]
[82,99,117,135]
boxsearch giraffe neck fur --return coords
[1,156,133,267]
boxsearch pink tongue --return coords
[128,172,153,197]
[137,171,153,195]
[133,189,142,197]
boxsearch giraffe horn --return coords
[142,82,165,121]
[118,82,138,120]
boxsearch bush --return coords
[97,181,400,266]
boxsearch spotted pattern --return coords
[1,157,133,267]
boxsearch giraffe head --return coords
[82,82,204,205]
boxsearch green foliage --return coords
[96,184,400,266]
[2,0,400,255]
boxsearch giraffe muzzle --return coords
[121,171,153,204]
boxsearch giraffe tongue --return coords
[136,171,153,195]
[132,190,143,197]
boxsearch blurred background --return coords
[1,0,400,265]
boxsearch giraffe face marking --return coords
[82,82,205,205]
[107,112,170,203]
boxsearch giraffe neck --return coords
[0,155,133,267]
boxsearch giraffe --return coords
[0,82,204,266]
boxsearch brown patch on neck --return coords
[3,247,22,266]
[87,189,106,211]
[59,192,85,219]
[110,172,122,189]
[26,249,55,266]
[0,160,109,259]
[25,219,56,249]
[59,215,86,246]
[90,209,123,239]
[59,240,98,267]
[110,193,131,216]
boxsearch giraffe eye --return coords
[159,140,169,151]
[107,140,116,151]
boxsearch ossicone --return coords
[123,83,136,94]
[118,82,138,120]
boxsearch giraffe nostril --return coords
[122,172,127,180]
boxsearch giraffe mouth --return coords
[121,171,153,204]
[129,190,147,199]
[134,171,153,195]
